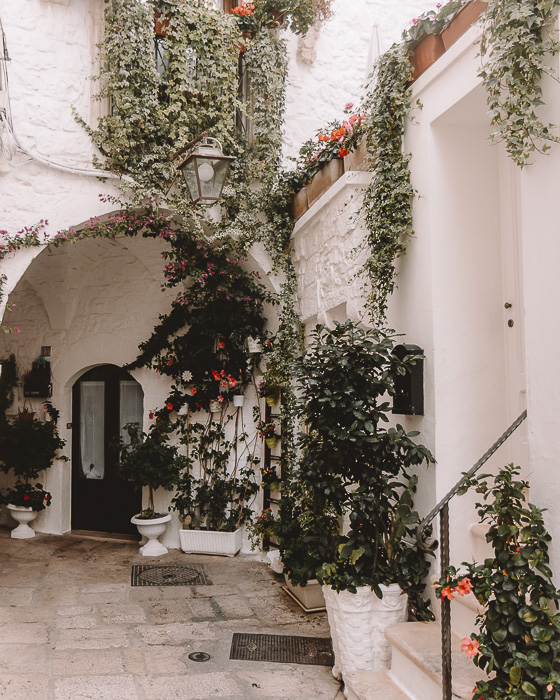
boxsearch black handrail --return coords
[416,409,527,700]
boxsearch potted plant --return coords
[0,415,65,539]
[172,418,259,556]
[257,417,279,449]
[4,482,51,539]
[434,464,560,699]
[281,321,435,679]
[116,422,187,556]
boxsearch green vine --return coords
[479,0,560,167]
[361,45,414,326]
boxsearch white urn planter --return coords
[322,583,408,684]
[179,527,242,557]
[233,394,245,408]
[7,504,39,539]
[131,513,172,557]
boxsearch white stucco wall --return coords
[282,0,435,162]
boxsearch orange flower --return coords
[440,585,455,600]
[456,577,473,596]
[461,637,480,659]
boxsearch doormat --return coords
[229,633,334,666]
[131,563,212,587]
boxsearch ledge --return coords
[292,171,372,235]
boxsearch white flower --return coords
[182,370,193,383]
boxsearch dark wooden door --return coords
[71,365,143,534]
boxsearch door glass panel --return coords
[120,380,144,442]
[80,381,105,479]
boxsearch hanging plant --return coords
[361,45,414,326]
[479,0,560,167]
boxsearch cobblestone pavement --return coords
[0,528,344,700]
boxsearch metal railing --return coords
[416,410,527,700]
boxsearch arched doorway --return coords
[71,365,143,534]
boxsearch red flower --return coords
[456,577,473,596]
[45,495,50,501]
[338,147,348,158]
[167,359,174,366]
[149,412,154,419]
[166,402,173,411]
[218,341,225,350]
[440,585,455,600]
[191,387,197,395]
[24,494,30,500]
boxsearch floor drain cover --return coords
[188,652,211,662]
[131,564,212,586]
[230,633,334,666]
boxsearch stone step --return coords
[386,622,483,700]
[344,670,413,700]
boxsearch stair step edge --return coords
[385,621,483,699]
[345,670,412,700]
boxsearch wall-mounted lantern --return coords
[178,136,235,205]
[392,343,424,416]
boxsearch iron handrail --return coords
[415,409,527,700]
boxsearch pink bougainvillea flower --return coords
[547,685,553,692]
[456,577,473,596]
[412,17,420,24]
[14,327,20,333]
[461,637,480,659]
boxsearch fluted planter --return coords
[131,513,171,557]
[7,504,39,539]
[322,583,408,682]
[179,527,242,557]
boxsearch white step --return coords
[386,622,483,700]
[345,670,413,700]
[469,522,493,561]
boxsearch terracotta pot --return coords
[306,158,344,208]
[441,0,487,50]
[18,411,35,423]
[409,33,446,81]
[291,186,309,220]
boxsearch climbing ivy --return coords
[361,45,414,326]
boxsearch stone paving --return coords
[0,528,344,700]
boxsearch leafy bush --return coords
[435,464,560,699]
[279,320,435,619]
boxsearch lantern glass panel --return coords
[182,158,200,203]
[198,157,230,201]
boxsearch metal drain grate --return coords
[131,563,212,586]
[230,633,334,666]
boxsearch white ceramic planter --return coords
[7,504,38,539]
[233,394,244,407]
[179,527,242,556]
[283,574,326,611]
[131,513,172,557]
[247,337,262,353]
[322,583,408,682]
